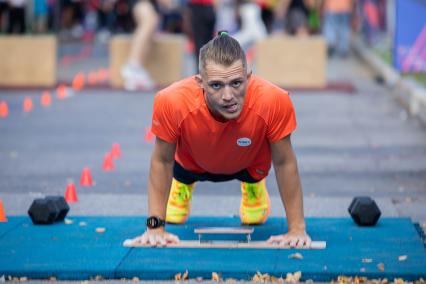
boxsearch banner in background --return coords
[394,0,426,73]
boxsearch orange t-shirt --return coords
[151,75,296,181]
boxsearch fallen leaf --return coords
[182,270,188,280]
[398,255,407,261]
[95,227,106,233]
[212,272,220,282]
[288,253,303,259]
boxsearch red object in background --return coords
[72,72,85,91]
[102,153,115,171]
[0,199,7,222]
[57,84,68,99]
[0,101,8,118]
[111,143,122,159]
[64,182,78,203]
[41,91,52,107]
[23,97,33,113]
[80,167,94,186]
[144,126,155,143]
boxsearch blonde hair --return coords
[199,32,247,74]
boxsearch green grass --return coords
[373,47,426,87]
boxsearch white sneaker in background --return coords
[121,64,156,91]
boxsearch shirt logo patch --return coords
[237,137,252,147]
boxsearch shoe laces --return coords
[174,183,192,203]
[244,182,262,201]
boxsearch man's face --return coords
[197,60,251,121]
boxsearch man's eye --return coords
[210,83,222,90]
[232,81,242,88]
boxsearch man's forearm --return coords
[147,158,174,219]
[274,161,306,232]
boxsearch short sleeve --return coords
[151,92,180,143]
[266,91,297,142]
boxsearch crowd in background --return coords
[0,0,387,44]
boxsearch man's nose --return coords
[222,85,233,101]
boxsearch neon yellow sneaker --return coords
[240,179,270,224]
[166,178,195,224]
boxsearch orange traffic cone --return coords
[72,72,85,91]
[57,84,68,99]
[64,182,78,202]
[0,101,8,118]
[0,199,7,222]
[111,143,121,159]
[80,167,93,186]
[144,126,155,143]
[88,71,97,85]
[23,97,33,112]
[102,153,115,171]
[41,91,52,107]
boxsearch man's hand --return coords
[267,230,311,248]
[124,229,180,247]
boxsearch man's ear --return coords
[247,69,252,80]
[195,74,203,88]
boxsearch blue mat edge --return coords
[1,216,425,281]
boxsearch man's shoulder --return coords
[154,76,203,119]
[249,75,290,105]
[155,76,201,106]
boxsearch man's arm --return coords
[148,137,176,221]
[268,134,311,247]
[125,137,179,246]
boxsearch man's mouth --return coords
[223,103,238,112]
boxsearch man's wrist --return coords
[146,216,166,229]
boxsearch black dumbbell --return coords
[28,196,70,225]
[348,196,381,226]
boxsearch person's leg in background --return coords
[188,3,216,69]
[121,0,159,91]
[323,12,338,56]
[336,12,351,57]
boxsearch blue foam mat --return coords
[0,217,425,281]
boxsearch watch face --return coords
[147,216,164,228]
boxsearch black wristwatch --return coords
[146,216,166,229]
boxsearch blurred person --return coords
[34,0,48,33]
[121,0,173,91]
[60,0,84,38]
[322,0,354,57]
[7,0,27,34]
[233,0,267,48]
[187,0,216,69]
[125,33,311,248]
[96,0,116,42]
[274,0,311,36]
[258,0,278,33]
[0,0,8,33]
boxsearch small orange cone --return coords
[144,126,155,143]
[102,153,115,171]
[88,71,98,85]
[80,167,93,186]
[0,101,8,118]
[23,96,33,112]
[41,91,52,107]
[57,84,67,99]
[111,143,121,159]
[64,182,78,202]
[0,199,7,222]
[72,72,85,91]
